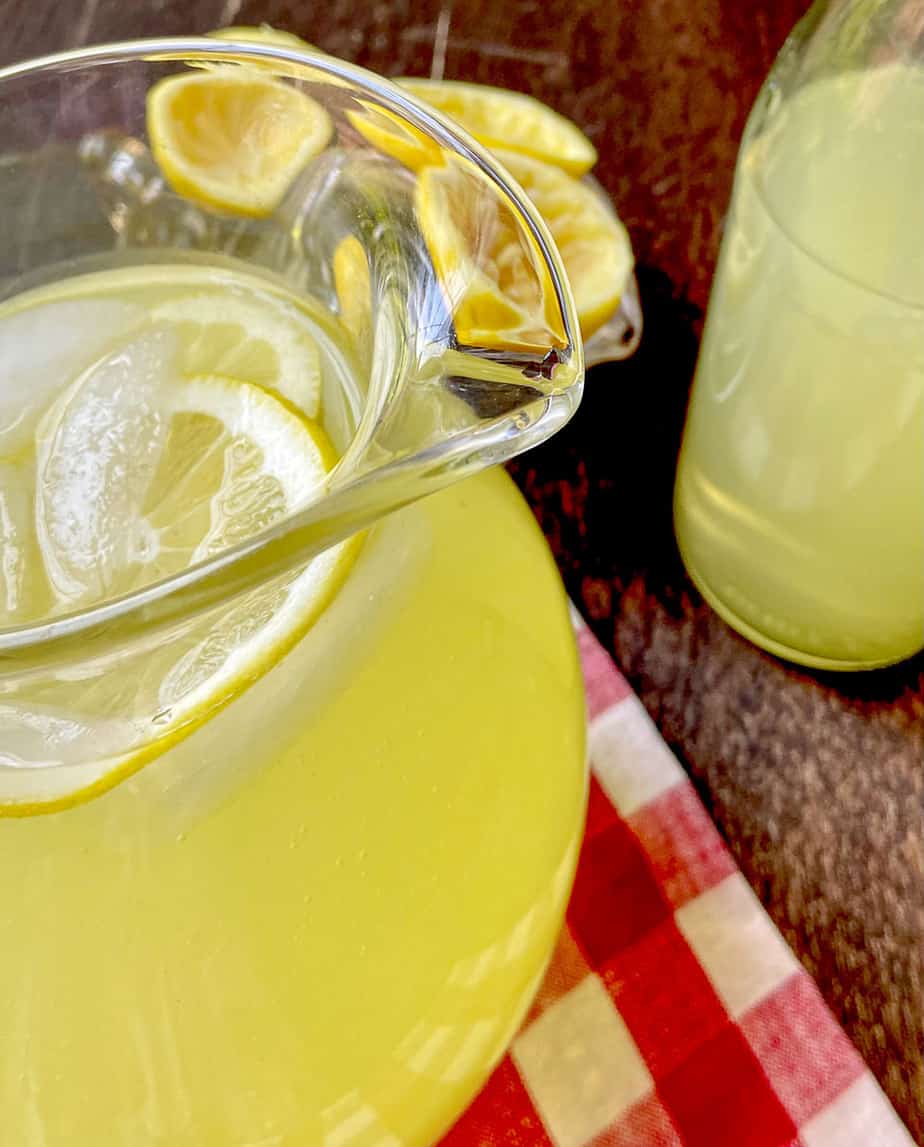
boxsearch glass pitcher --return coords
[0,40,590,1145]
[674,0,924,669]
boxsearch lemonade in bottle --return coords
[0,41,588,1146]
[674,3,924,669]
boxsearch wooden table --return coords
[2,0,922,1138]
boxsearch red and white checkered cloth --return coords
[440,613,914,1147]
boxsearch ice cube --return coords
[0,460,54,624]
[0,298,145,457]
[0,702,140,770]
[35,327,178,605]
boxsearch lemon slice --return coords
[494,150,634,339]
[347,102,442,172]
[2,336,353,815]
[151,292,322,418]
[397,79,597,177]
[34,329,334,603]
[206,23,357,90]
[416,161,567,352]
[332,235,373,345]
[418,151,632,345]
[208,24,318,52]
[147,70,332,217]
[144,374,335,573]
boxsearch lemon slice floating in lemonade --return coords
[2,312,353,816]
[147,69,332,216]
[151,291,323,418]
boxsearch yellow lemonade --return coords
[0,266,586,1144]
[674,64,924,668]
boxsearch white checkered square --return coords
[512,973,652,1147]
[676,873,799,1018]
[801,1075,914,1147]
[589,696,683,816]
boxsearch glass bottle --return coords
[674,0,924,668]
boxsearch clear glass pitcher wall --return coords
[673,0,924,669]
[0,40,583,790]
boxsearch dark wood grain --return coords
[1,0,922,1138]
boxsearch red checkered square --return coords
[600,919,730,1079]
[567,819,671,968]
[589,1093,683,1146]
[628,782,737,909]
[740,973,866,1126]
[439,1055,552,1147]
[577,625,632,719]
[524,925,592,1026]
[659,1025,798,1147]
[586,774,622,838]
